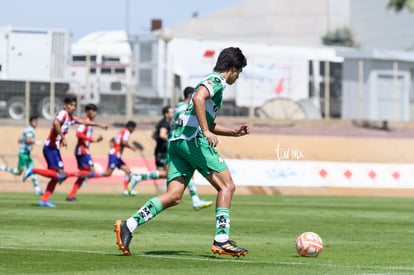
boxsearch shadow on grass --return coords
[144,250,192,256]
[143,250,245,260]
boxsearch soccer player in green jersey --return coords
[0,116,43,195]
[115,47,249,257]
[129,88,213,210]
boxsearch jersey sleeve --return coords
[77,124,86,133]
[199,75,223,97]
[55,110,67,123]
[122,130,130,142]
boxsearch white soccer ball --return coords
[296,232,323,257]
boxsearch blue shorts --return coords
[76,154,94,170]
[108,154,125,170]
[43,146,64,170]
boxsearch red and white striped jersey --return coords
[109,128,130,158]
[75,116,94,156]
[45,110,78,149]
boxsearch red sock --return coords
[68,178,83,198]
[123,175,129,190]
[33,168,58,179]
[41,179,58,202]
[66,170,95,178]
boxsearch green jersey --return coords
[18,125,35,154]
[170,72,226,141]
[173,101,187,122]
[169,101,187,140]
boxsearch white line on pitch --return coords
[1,246,413,272]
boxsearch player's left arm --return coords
[122,140,136,152]
[121,133,136,152]
[76,131,96,142]
[212,123,250,137]
[78,119,108,130]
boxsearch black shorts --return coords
[155,151,167,168]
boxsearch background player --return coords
[128,106,173,192]
[0,116,43,195]
[100,120,139,196]
[66,103,104,201]
[24,96,108,207]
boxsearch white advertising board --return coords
[193,159,414,189]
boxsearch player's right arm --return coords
[193,85,218,147]
[53,119,67,148]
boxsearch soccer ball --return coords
[296,232,323,257]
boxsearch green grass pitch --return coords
[0,192,414,274]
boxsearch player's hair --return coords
[213,47,247,72]
[162,105,171,116]
[85,103,98,112]
[126,120,136,128]
[64,96,77,105]
[29,116,38,123]
[183,87,194,100]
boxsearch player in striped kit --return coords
[104,121,139,196]
[66,103,104,201]
[23,96,108,207]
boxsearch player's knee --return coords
[164,192,182,207]
[171,194,182,205]
[221,181,236,195]
[172,199,182,206]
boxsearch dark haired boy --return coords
[115,47,250,257]
[66,103,104,201]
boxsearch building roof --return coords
[72,31,131,57]
[170,0,414,51]
[171,0,348,47]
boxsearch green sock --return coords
[2,166,19,175]
[215,207,230,243]
[132,197,163,226]
[31,175,40,187]
[140,171,159,180]
[187,181,198,197]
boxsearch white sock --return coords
[192,196,201,205]
[126,217,138,233]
